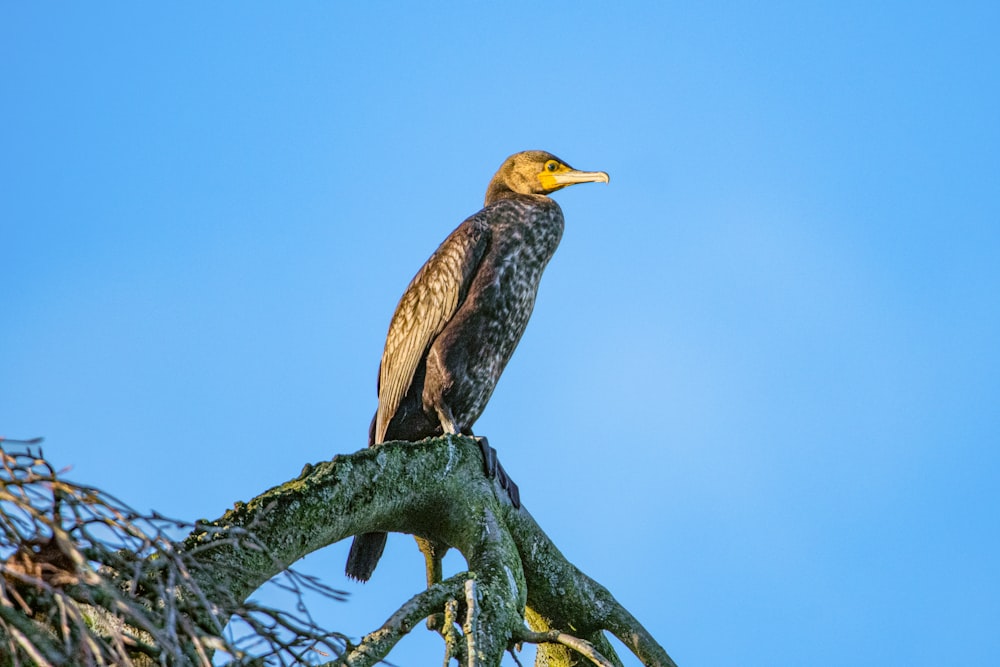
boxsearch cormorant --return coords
[346,150,609,582]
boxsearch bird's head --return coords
[485,150,609,205]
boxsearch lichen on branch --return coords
[185,435,677,667]
[1,436,676,666]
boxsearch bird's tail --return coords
[345,532,387,582]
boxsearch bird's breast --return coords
[437,200,564,428]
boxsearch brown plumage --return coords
[346,150,608,581]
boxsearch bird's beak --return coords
[552,169,610,186]
[540,166,611,191]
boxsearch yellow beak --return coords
[539,166,610,191]
[553,169,610,186]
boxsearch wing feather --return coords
[374,215,490,444]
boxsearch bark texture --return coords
[182,434,677,667]
[1,436,676,666]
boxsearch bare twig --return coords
[0,437,44,446]
[0,444,348,666]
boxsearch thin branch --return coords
[441,596,466,666]
[516,629,617,667]
[603,606,678,667]
[463,578,482,667]
[331,574,468,667]
[0,444,348,666]
[0,605,66,667]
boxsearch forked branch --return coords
[2,436,676,666]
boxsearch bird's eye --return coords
[546,161,558,172]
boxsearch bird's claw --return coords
[475,437,521,509]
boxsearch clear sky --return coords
[3,3,998,665]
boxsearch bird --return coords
[345,150,609,582]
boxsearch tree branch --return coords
[180,434,676,667]
[516,628,617,667]
[508,509,677,667]
[332,574,466,667]
[2,436,675,666]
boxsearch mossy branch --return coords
[182,434,677,667]
[1,437,675,666]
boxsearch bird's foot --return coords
[475,437,521,509]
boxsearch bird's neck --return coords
[484,183,549,206]
[484,184,515,206]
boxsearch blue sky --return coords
[2,3,998,665]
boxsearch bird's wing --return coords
[374,215,490,444]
